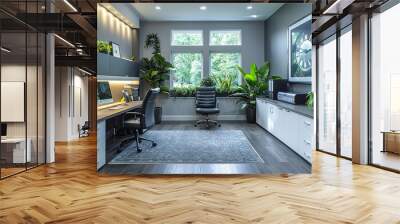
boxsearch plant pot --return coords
[155,106,162,124]
[246,106,256,123]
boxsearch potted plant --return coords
[233,62,275,123]
[200,76,215,87]
[97,40,112,54]
[306,92,314,109]
[140,33,173,124]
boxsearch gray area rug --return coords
[110,130,264,164]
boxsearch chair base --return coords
[122,129,157,153]
[194,115,221,129]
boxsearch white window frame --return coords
[209,30,242,46]
[171,30,204,46]
[170,52,204,87]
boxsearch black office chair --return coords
[123,88,159,152]
[195,87,220,128]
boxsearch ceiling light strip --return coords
[1,47,11,53]
[54,34,75,48]
[63,0,78,12]
[99,4,134,28]
[78,67,92,76]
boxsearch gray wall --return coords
[264,3,312,93]
[139,21,265,87]
[97,5,139,60]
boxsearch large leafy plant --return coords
[233,62,280,109]
[140,33,173,93]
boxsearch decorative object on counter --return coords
[288,15,312,83]
[277,92,307,105]
[140,33,173,124]
[130,56,136,62]
[200,76,215,87]
[97,40,112,54]
[268,78,287,100]
[111,42,121,58]
[234,62,272,123]
[306,92,314,109]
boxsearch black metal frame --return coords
[315,22,353,161]
[367,1,400,173]
[0,0,47,180]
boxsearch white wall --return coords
[54,67,89,141]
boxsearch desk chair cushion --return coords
[196,108,220,114]
[196,87,217,108]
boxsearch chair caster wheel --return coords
[194,124,197,127]
[137,148,142,153]
[218,124,221,127]
[152,142,157,147]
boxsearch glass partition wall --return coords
[316,26,353,159]
[370,3,400,171]
[0,3,46,179]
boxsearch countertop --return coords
[257,97,313,118]
[97,101,142,121]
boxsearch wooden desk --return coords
[97,101,143,170]
[97,101,143,121]
[382,131,400,154]
[1,138,32,163]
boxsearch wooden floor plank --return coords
[1,133,400,223]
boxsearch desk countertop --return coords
[257,97,313,118]
[97,101,143,121]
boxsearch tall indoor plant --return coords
[233,62,279,123]
[140,33,173,123]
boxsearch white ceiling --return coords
[131,3,283,22]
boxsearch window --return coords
[171,30,203,46]
[171,53,203,87]
[210,53,241,86]
[210,30,241,46]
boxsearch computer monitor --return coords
[1,123,7,138]
[97,81,114,105]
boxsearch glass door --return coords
[317,36,337,155]
[339,27,352,159]
[370,2,400,171]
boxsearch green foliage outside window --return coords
[172,53,202,87]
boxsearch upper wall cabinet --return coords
[97,53,139,77]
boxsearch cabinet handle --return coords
[304,140,311,145]
[304,121,311,126]
[113,128,116,136]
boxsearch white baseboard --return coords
[162,115,246,121]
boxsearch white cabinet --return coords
[256,98,313,163]
[256,99,268,129]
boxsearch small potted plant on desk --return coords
[140,33,173,124]
[233,62,279,123]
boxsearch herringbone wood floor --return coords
[1,135,400,223]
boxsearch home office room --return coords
[96,2,314,174]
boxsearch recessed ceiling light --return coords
[250,15,258,18]
[247,5,253,10]
[155,6,161,10]
[200,6,207,10]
